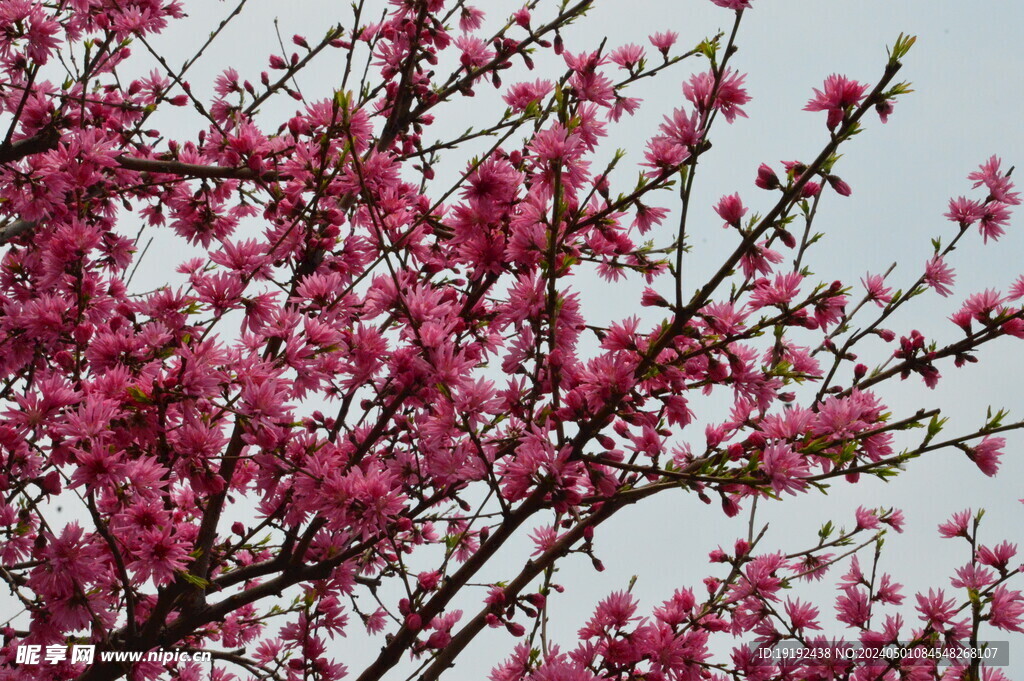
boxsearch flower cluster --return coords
[0,1,1018,680]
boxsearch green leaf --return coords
[126,386,153,405]
[888,33,917,63]
[180,572,210,590]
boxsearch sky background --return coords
[14,1,1024,678]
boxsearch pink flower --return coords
[459,6,485,32]
[649,30,678,56]
[875,98,895,123]
[961,288,1004,322]
[609,44,645,70]
[642,136,689,176]
[861,273,893,306]
[804,74,869,130]
[978,201,1012,242]
[836,586,871,627]
[455,34,495,69]
[714,193,747,227]
[880,508,905,533]
[503,79,552,111]
[760,441,810,496]
[755,163,780,190]
[951,564,996,590]
[923,256,955,297]
[214,67,240,96]
[128,527,191,586]
[23,9,62,64]
[529,123,583,163]
[915,588,957,629]
[988,586,1024,632]
[750,272,803,308]
[968,156,1021,205]
[784,598,821,630]
[632,203,669,234]
[938,509,972,539]
[684,69,751,122]
[854,506,880,530]
[1008,275,1024,301]
[710,0,753,8]
[579,591,638,637]
[966,436,1004,476]
[660,106,701,147]
[978,541,1018,570]
[944,196,985,226]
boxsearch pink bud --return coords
[505,621,526,637]
[755,163,780,190]
[801,181,821,198]
[417,571,441,591]
[38,471,61,495]
[826,174,852,196]
[425,631,451,649]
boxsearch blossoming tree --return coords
[0,0,1020,680]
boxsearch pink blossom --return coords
[750,272,803,308]
[938,509,972,539]
[951,563,996,590]
[710,0,753,9]
[923,256,956,296]
[854,506,880,530]
[760,441,810,495]
[660,106,701,147]
[944,196,985,226]
[642,136,690,176]
[784,598,820,630]
[684,69,751,122]
[835,586,871,627]
[978,541,1018,570]
[455,34,495,69]
[966,436,1005,476]
[459,6,485,32]
[755,163,780,190]
[714,193,747,227]
[989,587,1024,632]
[503,79,552,111]
[804,74,869,130]
[609,44,645,70]
[632,203,670,234]
[968,155,1021,205]
[861,273,893,306]
[915,588,957,629]
[649,30,678,55]
[978,201,1012,242]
